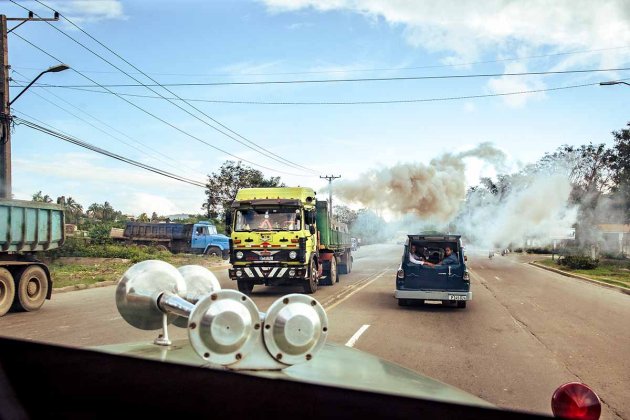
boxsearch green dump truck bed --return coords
[0,199,65,252]
[316,200,351,250]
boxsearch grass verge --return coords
[49,253,226,289]
[537,258,630,289]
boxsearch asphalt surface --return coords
[0,244,628,419]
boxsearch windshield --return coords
[0,2,627,419]
[235,208,301,231]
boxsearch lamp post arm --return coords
[9,70,46,106]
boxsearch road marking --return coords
[345,324,370,348]
[323,269,390,311]
[494,276,501,281]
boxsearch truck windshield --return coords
[235,208,301,231]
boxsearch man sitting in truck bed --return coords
[436,246,459,266]
[408,245,435,267]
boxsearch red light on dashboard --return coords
[551,382,601,420]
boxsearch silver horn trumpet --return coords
[115,260,328,370]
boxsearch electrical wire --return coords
[17,0,318,175]
[12,114,208,188]
[11,47,630,77]
[11,70,208,179]
[24,66,630,88]
[10,31,311,178]
[12,77,630,106]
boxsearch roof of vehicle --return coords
[234,187,317,205]
[407,233,461,241]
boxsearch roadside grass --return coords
[537,258,630,289]
[49,252,226,289]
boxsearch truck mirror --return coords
[309,225,316,235]
[225,212,233,235]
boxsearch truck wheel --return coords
[0,268,15,317]
[237,280,254,295]
[205,246,222,258]
[339,251,352,274]
[15,266,49,312]
[321,257,337,286]
[302,261,318,294]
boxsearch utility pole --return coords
[320,174,341,221]
[0,12,60,199]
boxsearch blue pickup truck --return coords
[121,221,229,259]
[395,233,471,308]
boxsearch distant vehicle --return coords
[0,199,65,317]
[116,221,229,259]
[395,233,471,308]
[227,187,353,295]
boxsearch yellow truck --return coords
[227,187,353,294]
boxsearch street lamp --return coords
[599,81,630,87]
[9,63,70,106]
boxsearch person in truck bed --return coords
[436,246,458,266]
[408,245,435,267]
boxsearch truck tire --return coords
[321,256,337,286]
[14,266,49,312]
[205,246,222,258]
[0,268,15,317]
[339,251,353,274]
[237,280,254,295]
[302,260,318,294]
[156,245,169,252]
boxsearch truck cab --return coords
[190,221,230,259]
[395,234,471,308]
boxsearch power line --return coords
[11,69,207,179]
[23,66,630,88]
[12,77,630,106]
[12,114,208,188]
[10,31,311,178]
[16,0,318,175]
[11,45,630,77]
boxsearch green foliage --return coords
[333,204,358,227]
[203,160,284,218]
[47,237,170,263]
[350,209,387,244]
[558,255,599,269]
[525,247,553,254]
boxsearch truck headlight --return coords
[289,251,297,259]
[236,269,243,277]
[236,251,244,259]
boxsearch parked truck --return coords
[227,187,353,294]
[118,221,230,259]
[0,199,65,317]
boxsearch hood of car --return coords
[95,340,493,409]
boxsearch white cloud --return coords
[47,0,126,23]
[260,0,630,105]
[486,62,546,107]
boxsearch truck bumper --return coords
[394,290,472,301]
[229,266,307,284]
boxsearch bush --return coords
[526,247,553,254]
[558,255,599,269]
[44,237,170,263]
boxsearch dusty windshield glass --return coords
[235,208,301,231]
[0,1,628,419]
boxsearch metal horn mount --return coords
[115,261,328,370]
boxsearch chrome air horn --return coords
[115,260,328,370]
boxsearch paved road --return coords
[1,244,628,419]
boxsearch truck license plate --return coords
[448,295,467,301]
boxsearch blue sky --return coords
[4,0,630,216]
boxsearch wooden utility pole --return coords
[320,175,341,221]
[0,15,11,199]
[0,12,60,199]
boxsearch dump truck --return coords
[227,187,353,294]
[0,199,65,317]
[117,221,230,258]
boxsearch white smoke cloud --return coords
[333,142,506,221]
